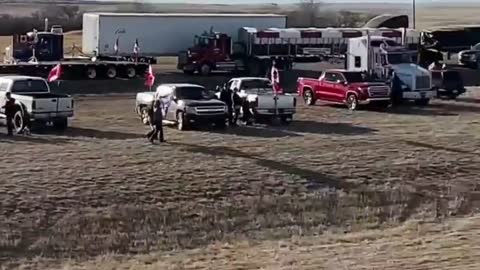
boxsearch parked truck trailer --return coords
[82,13,287,57]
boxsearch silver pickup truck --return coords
[135,83,228,130]
[219,77,296,124]
[0,76,74,132]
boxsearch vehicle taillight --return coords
[32,100,36,110]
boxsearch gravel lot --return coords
[1,87,480,268]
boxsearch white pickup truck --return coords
[0,76,74,132]
[221,77,296,124]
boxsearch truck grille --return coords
[368,86,389,97]
[194,106,225,115]
[416,75,431,90]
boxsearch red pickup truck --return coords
[297,70,391,110]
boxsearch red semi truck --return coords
[297,69,391,110]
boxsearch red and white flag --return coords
[270,65,282,94]
[133,39,139,54]
[114,37,119,55]
[145,64,155,89]
[47,63,62,82]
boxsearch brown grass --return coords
[1,88,480,268]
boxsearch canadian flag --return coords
[47,63,62,82]
[145,64,155,89]
[114,37,119,55]
[270,65,282,94]
[133,39,139,54]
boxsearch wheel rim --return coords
[13,112,23,132]
[107,67,117,78]
[348,95,357,110]
[87,68,96,79]
[141,109,149,125]
[304,91,312,104]
[127,67,136,78]
[177,113,183,130]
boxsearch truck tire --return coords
[199,64,211,76]
[414,98,430,106]
[126,66,137,78]
[106,66,117,79]
[176,111,188,131]
[53,118,68,130]
[86,67,97,79]
[303,90,316,106]
[13,109,26,134]
[346,94,358,110]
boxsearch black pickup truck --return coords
[431,70,466,99]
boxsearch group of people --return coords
[217,84,253,126]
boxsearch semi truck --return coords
[346,35,435,105]
[177,27,421,76]
[82,13,287,57]
[1,26,150,80]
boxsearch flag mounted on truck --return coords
[145,65,155,89]
[133,39,139,54]
[47,64,62,82]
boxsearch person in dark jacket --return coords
[146,99,165,144]
[2,91,16,136]
[232,88,242,126]
[219,85,234,124]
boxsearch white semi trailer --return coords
[82,13,287,58]
[346,35,436,105]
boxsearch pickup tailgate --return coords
[256,94,295,115]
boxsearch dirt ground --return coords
[1,87,480,269]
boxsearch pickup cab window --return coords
[175,87,209,100]
[342,72,368,83]
[324,72,342,82]
[11,79,49,93]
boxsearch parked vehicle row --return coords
[135,77,297,130]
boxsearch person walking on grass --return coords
[146,99,165,144]
[2,90,16,136]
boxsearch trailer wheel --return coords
[86,67,97,79]
[106,66,117,79]
[126,66,137,78]
[199,64,211,76]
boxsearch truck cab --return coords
[347,36,435,105]
[178,31,241,76]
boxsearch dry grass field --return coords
[1,4,480,269]
[1,89,480,269]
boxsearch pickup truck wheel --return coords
[346,94,358,110]
[303,90,316,106]
[176,111,188,131]
[13,110,26,134]
[53,118,68,130]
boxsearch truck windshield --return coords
[11,79,49,93]
[241,80,272,94]
[387,52,418,65]
[176,87,209,100]
[343,72,367,83]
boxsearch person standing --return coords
[232,88,242,126]
[147,99,165,144]
[219,85,234,125]
[2,91,16,136]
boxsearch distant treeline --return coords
[0,2,376,36]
